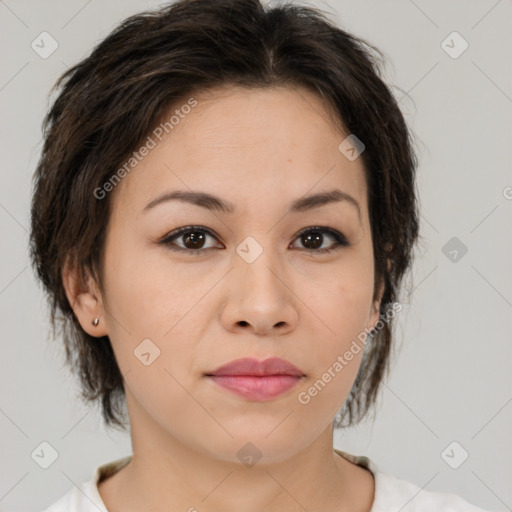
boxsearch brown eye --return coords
[159,225,349,255]
[181,230,206,249]
[159,226,221,253]
[291,227,349,253]
[301,229,324,249]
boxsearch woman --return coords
[30,0,493,510]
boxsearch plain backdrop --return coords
[1,0,511,511]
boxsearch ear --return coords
[61,257,108,337]
[367,270,386,333]
[367,281,383,331]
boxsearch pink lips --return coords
[206,357,304,401]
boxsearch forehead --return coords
[111,85,368,218]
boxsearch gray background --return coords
[1,0,511,510]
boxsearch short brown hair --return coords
[30,0,420,431]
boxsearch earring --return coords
[92,317,99,327]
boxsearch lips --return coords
[206,357,305,377]
[205,357,305,401]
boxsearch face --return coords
[71,85,383,464]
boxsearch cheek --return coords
[304,259,374,342]
[102,237,205,336]
[296,296,370,424]
[101,246,214,387]
[297,260,374,395]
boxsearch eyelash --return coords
[158,225,349,255]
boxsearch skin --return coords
[63,84,384,512]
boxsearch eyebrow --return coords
[143,188,361,221]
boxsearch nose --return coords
[220,247,299,337]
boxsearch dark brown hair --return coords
[29,0,420,431]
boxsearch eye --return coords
[290,226,349,253]
[158,225,349,255]
[158,225,222,254]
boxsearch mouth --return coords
[205,357,305,401]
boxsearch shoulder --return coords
[334,449,495,512]
[41,479,107,512]
[41,456,131,512]
[373,470,493,512]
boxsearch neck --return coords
[99,394,374,512]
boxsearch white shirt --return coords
[42,449,494,511]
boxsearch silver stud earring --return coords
[92,317,99,327]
